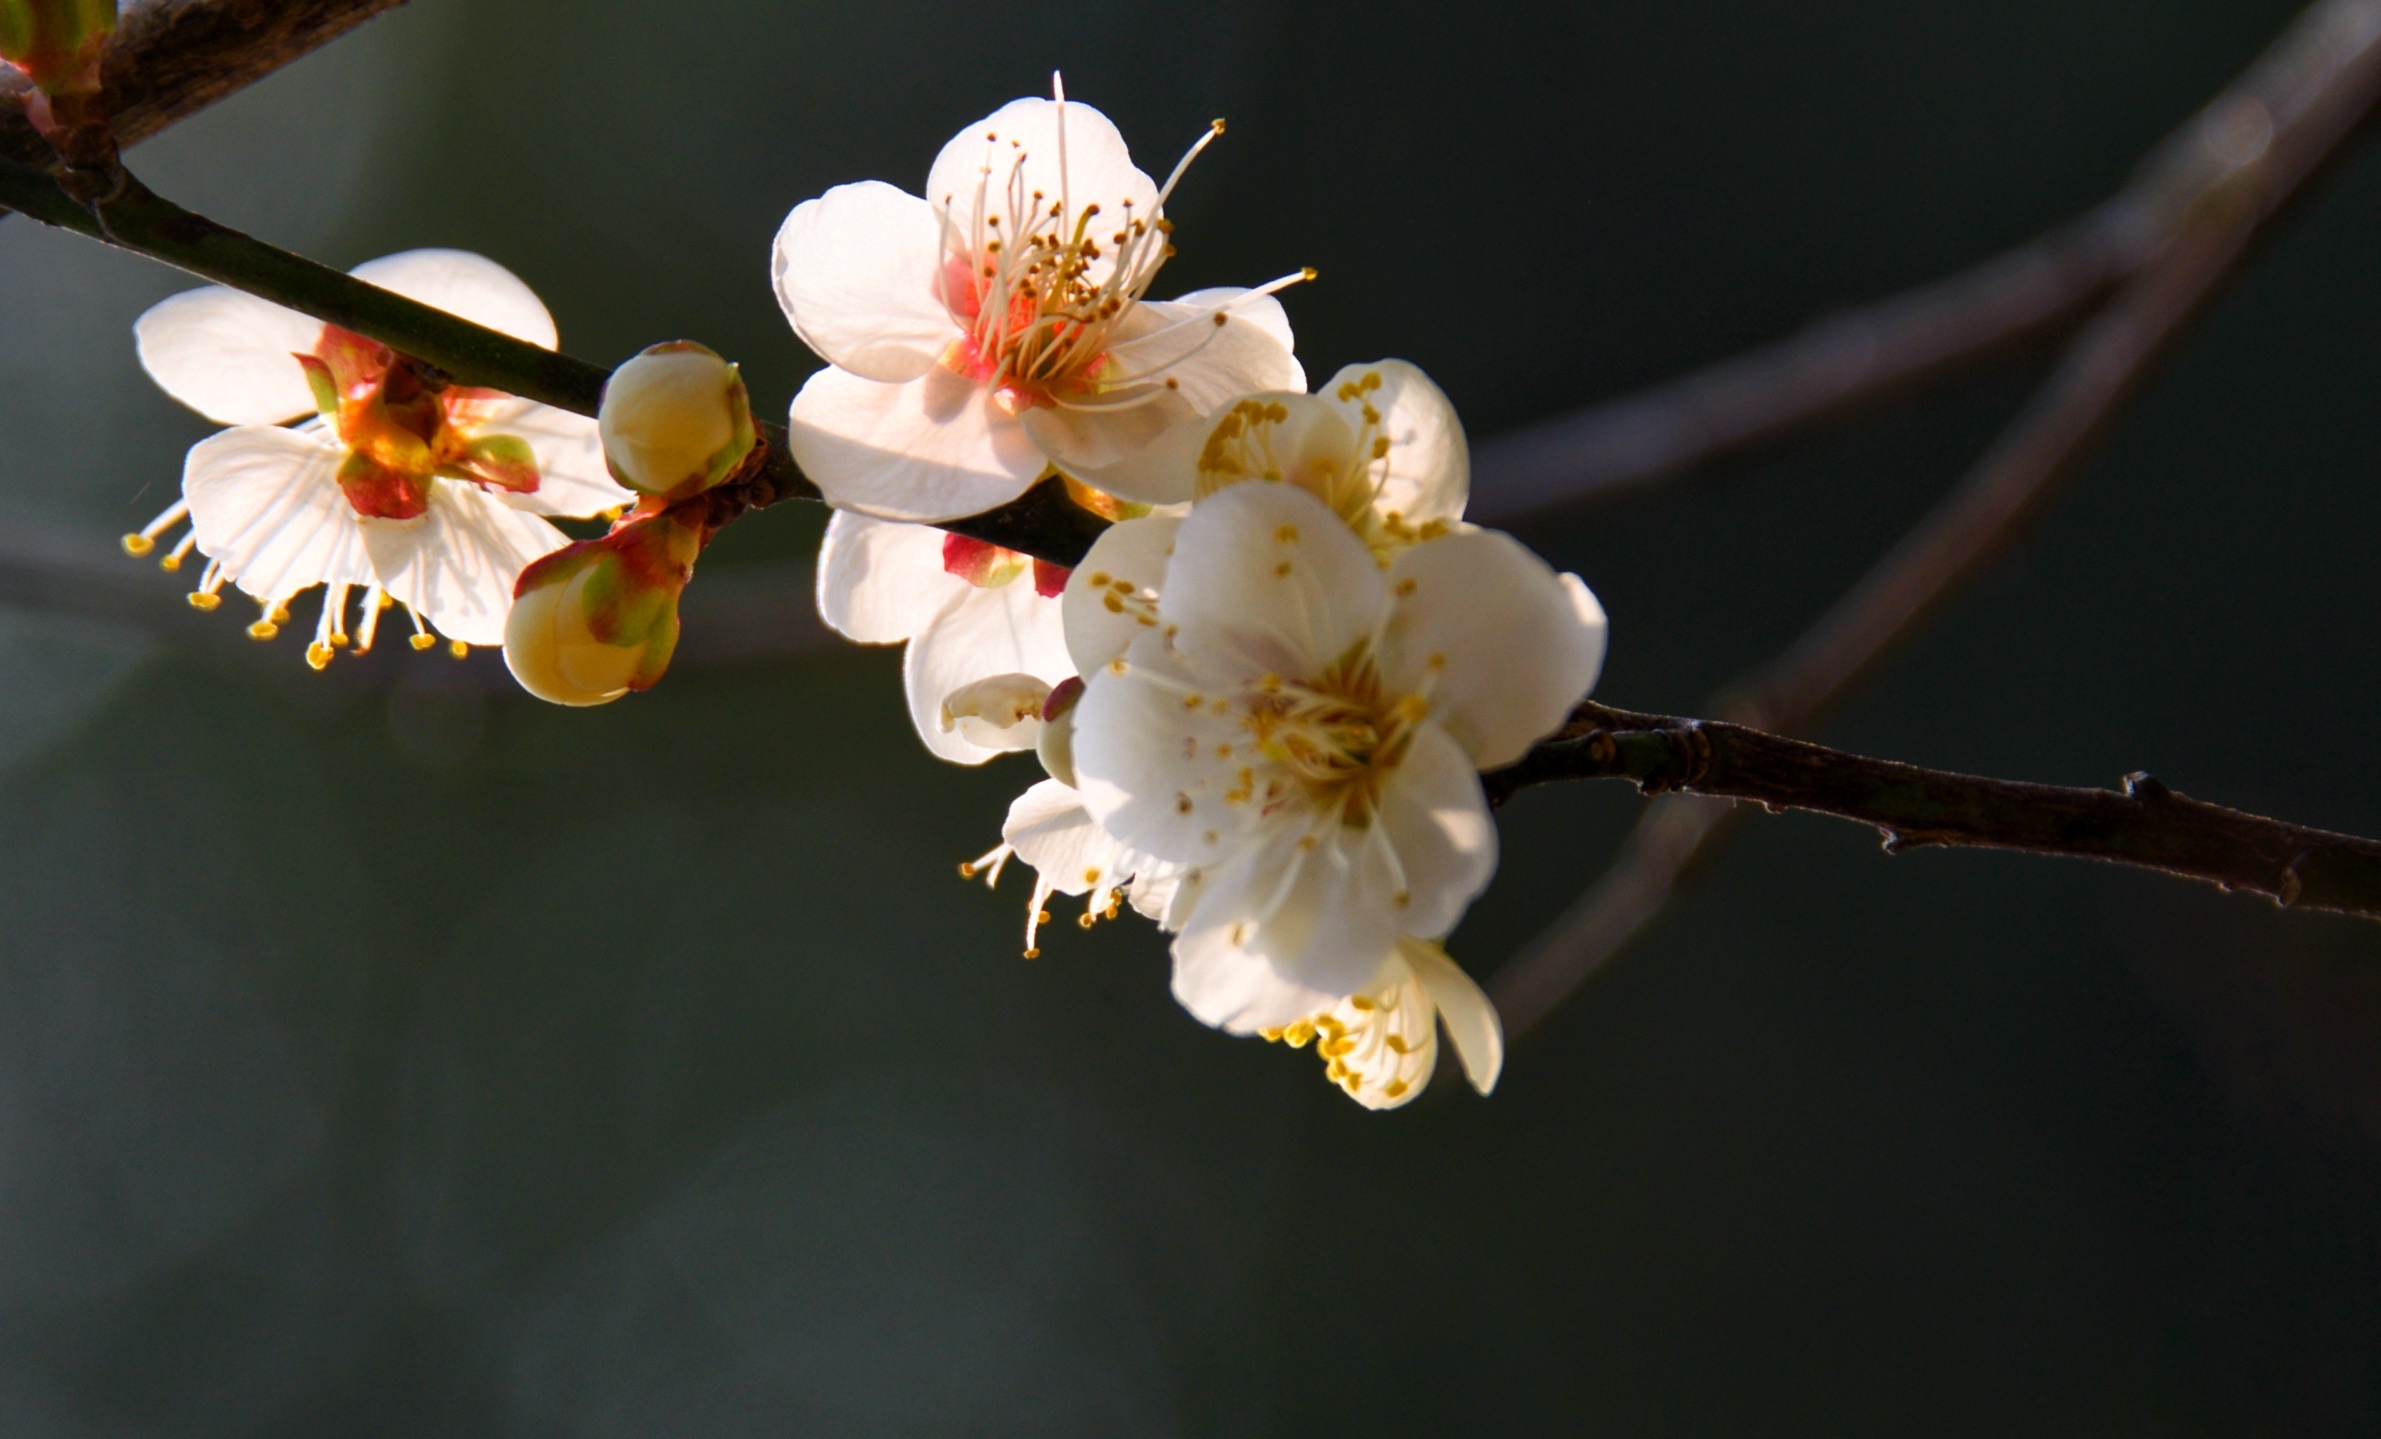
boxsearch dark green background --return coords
[3,0,2378,1432]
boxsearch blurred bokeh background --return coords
[4,0,2380,1431]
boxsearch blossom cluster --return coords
[788,90,1607,1108]
[120,84,1605,1110]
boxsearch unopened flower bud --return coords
[598,341,757,502]
[1035,676,1084,788]
[939,672,1052,749]
[503,506,701,706]
[0,0,113,97]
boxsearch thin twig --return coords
[0,161,1113,570]
[1484,702,2381,923]
[1469,0,2381,523]
[1492,0,2381,1040]
[0,0,407,167]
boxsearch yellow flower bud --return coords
[502,506,700,706]
[597,341,758,502]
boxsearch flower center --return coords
[1195,376,1449,557]
[296,324,541,520]
[1238,649,1428,827]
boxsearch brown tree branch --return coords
[1483,702,2381,922]
[1490,0,2381,1040]
[1469,0,2381,524]
[0,0,408,167]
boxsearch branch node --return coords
[2123,770,2172,804]
[2277,851,2309,908]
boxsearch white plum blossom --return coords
[960,776,1182,957]
[1262,937,1502,1109]
[124,250,633,665]
[774,82,1307,523]
[813,509,1076,764]
[1067,479,1607,1035]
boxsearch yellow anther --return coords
[120,533,154,557]
[409,633,436,652]
[187,591,221,612]
[1301,266,1319,283]
[1087,571,1110,586]
[247,620,279,641]
[1077,912,1096,929]
[449,640,469,659]
[1349,995,1376,1011]
[957,862,978,879]
[158,554,182,573]
[1035,910,1052,925]
[270,605,290,623]
[1273,562,1292,577]
[1381,1080,1408,1099]
[1022,947,1041,960]
[1104,593,1124,613]
[304,642,333,671]
[1175,795,1193,814]
[1275,524,1299,544]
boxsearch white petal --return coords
[1374,722,1499,940]
[348,250,558,348]
[1060,513,1178,675]
[1171,921,1349,1035]
[1070,636,1261,859]
[1116,294,1304,411]
[1167,823,1400,1033]
[1165,286,1298,359]
[1003,779,1140,898]
[1020,295,1305,484]
[134,286,322,425]
[361,484,567,646]
[1159,481,1387,684]
[1382,527,1605,769]
[787,365,1046,522]
[1320,359,1467,529]
[815,511,968,644]
[1018,384,1201,482]
[181,427,374,602]
[1127,859,1191,924]
[1058,407,1212,507]
[1402,937,1503,1097]
[772,182,960,384]
[465,399,634,517]
[902,577,1071,765]
[925,96,1158,282]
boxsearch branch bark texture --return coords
[1488,703,2381,924]
[0,0,406,166]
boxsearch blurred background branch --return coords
[1468,0,2381,524]
[1492,0,2381,1041]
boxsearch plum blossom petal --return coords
[1004,779,1145,900]
[1381,527,1605,769]
[134,286,323,425]
[1018,293,1305,482]
[1061,513,1178,675]
[924,96,1158,280]
[360,483,566,646]
[902,576,1072,765]
[1155,482,1387,684]
[1070,636,1262,857]
[1370,722,1499,940]
[788,363,1047,522]
[1402,937,1503,1097]
[348,249,558,348]
[1318,359,1467,530]
[182,426,375,603]
[773,181,959,384]
[815,511,970,644]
